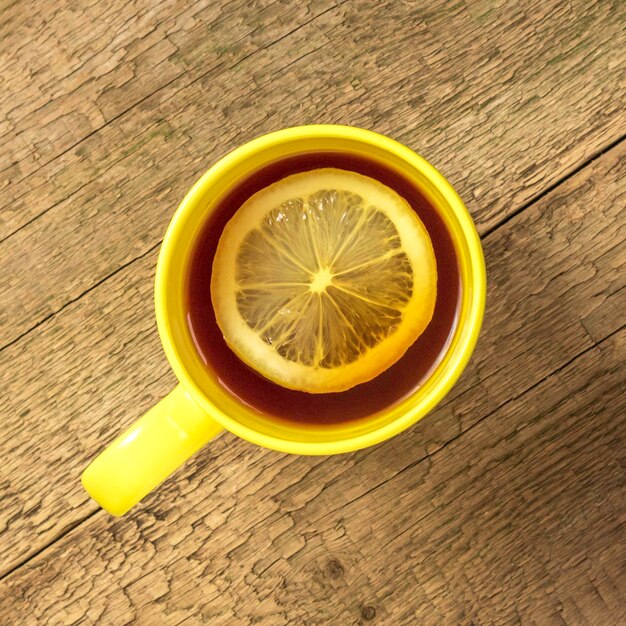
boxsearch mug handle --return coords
[81,385,223,516]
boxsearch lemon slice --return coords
[210,168,437,393]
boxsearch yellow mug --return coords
[82,125,486,516]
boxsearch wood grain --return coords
[1,135,623,610]
[1,0,625,622]
[1,0,625,347]
[1,295,623,623]
[0,0,336,185]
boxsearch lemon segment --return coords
[210,168,437,393]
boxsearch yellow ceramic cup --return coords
[82,125,486,516]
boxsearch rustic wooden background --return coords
[1,0,625,623]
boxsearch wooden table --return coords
[1,1,624,623]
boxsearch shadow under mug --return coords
[82,125,486,516]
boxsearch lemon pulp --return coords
[210,168,437,393]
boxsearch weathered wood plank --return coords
[0,0,335,185]
[1,311,623,623]
[1,0,624,347]
[1,138,623,583]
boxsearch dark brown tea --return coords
[185,152,461,425]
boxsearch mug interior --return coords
[155,126,485,454]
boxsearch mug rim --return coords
[155,124,486,455]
